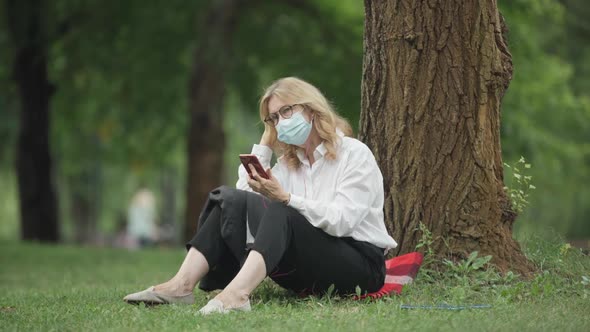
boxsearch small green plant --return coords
[355,285,362,298]
[582,276,590,298]
[443,251,493,281]
[504,156,536,213]
[325,283,335,298]
[415,222,435,262]
[559,243,572,257]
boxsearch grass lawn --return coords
[1,237,589,331]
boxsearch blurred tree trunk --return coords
[5,0,60,242]
[360,0,534,274]
[160,167,178,244]
[185,0,241,241]
[71,187,95,243]
[68,161,101,244]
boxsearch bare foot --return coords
[153,278,193,296]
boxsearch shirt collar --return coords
[296,129,344,164]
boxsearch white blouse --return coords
[236,132,398,252]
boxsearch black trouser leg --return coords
[251,202,385,295]
[186,204,242,291]
[185,189,384,295]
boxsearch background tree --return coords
[499,0,590,239]
[1,0,588,247]
[359,0,534,274]
[560,0,590,95]
[184,0,242,241]
[4,0,60,242]
[184,0,364,240]
[48,0,198,243]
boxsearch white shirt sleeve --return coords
[236,144,287,192]
[287,147,381,237]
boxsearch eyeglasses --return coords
[264,104,305,127]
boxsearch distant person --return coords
[123,77,397,314]
[127,188,157,248]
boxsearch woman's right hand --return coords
[260,127,273,147]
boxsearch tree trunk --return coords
[5,0,60,242]
[69,136,102,244]
[70,187,95,244]
[360,0,534,275]
[160,167,178,244]
[68,165,101,244]
[184,0,241,241]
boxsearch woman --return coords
[123,77,397,314]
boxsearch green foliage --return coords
[325,283,336,299]
[503,157,536,213]
[49,0,200,170]
[230,0,364,130]
[2,238,589,331]
[499,233,590,301]
[0,173,18,239]
[1,0,590,242]
[414,222,436,268]
[500,0,590,238]
[559,0,590,95]
[411,234,590,307]
[414,224,507,287]
[355,285,362,298]
[442,252,493,283]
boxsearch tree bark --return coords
[184,0,241,241]
[5,0,60,242]
[360,0,534,275]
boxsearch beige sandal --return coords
[198,298,251,315]
[123,286,195,305]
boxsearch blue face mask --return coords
[276,111,312,145]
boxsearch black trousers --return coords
[186,188,385,295]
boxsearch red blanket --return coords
[354,252,424,300]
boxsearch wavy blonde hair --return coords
[259,77,353,169]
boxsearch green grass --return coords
[1,237,589,332]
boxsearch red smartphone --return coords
[239,154,270,179]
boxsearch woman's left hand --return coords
[247,165,290,203]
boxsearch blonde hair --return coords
[259,77,353,169]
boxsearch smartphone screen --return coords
[239,154,270,179]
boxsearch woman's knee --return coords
[256,202,294,230]
[212,185,240,196]
[266,201,296,218]
[262,202,310,232]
